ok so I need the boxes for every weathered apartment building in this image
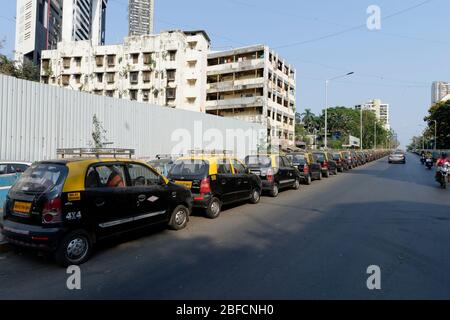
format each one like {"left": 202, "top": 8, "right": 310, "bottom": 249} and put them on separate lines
{"left": 40, "top": 30, "right": 210, "bottom": 112}
{"left": 206, "top": 45, "right": 296, "bottom": 147}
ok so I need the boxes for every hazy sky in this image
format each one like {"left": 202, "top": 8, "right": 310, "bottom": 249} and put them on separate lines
{"left": 1, "top": 0, "right": 449, "bottom": 146}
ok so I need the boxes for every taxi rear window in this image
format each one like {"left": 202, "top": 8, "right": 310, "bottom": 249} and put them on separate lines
{"left": 11, "top": 163, "right": 67, "bottom": 194}
{"left": 313, "top": 153, "right": 326, "bottom": 162}
{"left": 244, "top": 156, "right": 272, "bottom": 168}
{"left": 287, "top": 154, "right": 306, "bottom": 165}
{"left": 332, "top": 153, "right": 341, "bottom": 160}
{"left": 169, "top": 160, "right": 209, "bottom": 177}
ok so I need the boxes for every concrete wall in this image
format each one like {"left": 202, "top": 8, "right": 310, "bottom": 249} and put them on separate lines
{"left": 0, "top": 74, "right": 265, "bottom": 162}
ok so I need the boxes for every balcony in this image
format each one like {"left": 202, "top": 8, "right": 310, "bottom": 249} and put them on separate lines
{"left": 207, "top": 78, "right": 265, "bottom": 93}
{"left": 206, "top": 96, "right": 264, "bottom": 110}
{"left": 207, "top": 59, "right": 265, "bottom": 76}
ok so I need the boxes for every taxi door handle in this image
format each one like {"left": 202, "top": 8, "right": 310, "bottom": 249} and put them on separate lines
{"left": 95, "top": 199, "right": 105, "bottom": 207}
{"left": 221, "top": 180, "right": 227, "bottom": 185}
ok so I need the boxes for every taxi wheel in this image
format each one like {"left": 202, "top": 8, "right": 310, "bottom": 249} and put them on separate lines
{"left": 249, "top": 188, "right": 261, "bottom": 204}
{"left": 269, "top": 184, "right": 279, "bottom": 197}
{"left": 323, "top": 171, "right": 329, "bottom": 178}
{"left": 305, "top": 175, "right": 312, "bottom": 185}
{"left": 292, "top": 178, "right": 300, "bottom": 190}
{"left": 55, "top": 229, "right": 93, "bottom": 267}
{"left": 168, "top": 205, "right": 189, "bottom": 230}
{"left": 206, "top": 198, "right": 221, "bottom": 219}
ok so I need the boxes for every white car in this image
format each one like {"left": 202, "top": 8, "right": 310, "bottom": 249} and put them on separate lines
{"left": 0, "top": 161, "right": 32, "bottom": 175}
{"left": 388, "top": 153, "right": 406, "bottom": 164}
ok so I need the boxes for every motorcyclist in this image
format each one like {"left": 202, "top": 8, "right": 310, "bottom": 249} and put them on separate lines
{"left": 436, "top": 153, "right": 449, "bottom": 167}
{"left": 421, "top": 151, "right": 427, "bottom": 164}
{"left": 435, "top": 152, "right": 449, "bottom": 180}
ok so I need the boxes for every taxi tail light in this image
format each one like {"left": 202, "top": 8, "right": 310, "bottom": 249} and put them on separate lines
{"left": 42, "top": 197, "right": 62, "bottom": 224}
{"left": 267, "top": 169, "right": 274, "bottom": 183}
{"left": 199, "top": 178, "right": 211, "bottom": 194}
{"left": 303, "top": 164, "right": 309, "bottom": 174}
{"left": 323, "top": 161, "right": 329, "bottom": 169}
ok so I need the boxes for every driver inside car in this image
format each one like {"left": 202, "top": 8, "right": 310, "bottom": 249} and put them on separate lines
{"left": 107, "top": 168, "right": 125, "bottom": 188}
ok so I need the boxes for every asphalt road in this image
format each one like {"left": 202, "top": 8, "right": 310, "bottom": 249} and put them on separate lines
{"left": 1, "top": 154, "right": 450, "bottom": 299}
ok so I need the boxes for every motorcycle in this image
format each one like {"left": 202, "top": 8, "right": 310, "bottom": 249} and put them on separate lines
{"left": 425, "top": 158, "right": 433, "bottom": 170}
{"left": 421, "top": 155, "right": 426, "bottom": 165}
{"left": 436, "top": 162, "right": 449, "bottom": 189}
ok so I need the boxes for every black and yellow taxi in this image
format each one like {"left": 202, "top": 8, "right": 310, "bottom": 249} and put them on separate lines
{"left": 244, "top": 154, "right": 301, "bottom": 197}
{"left": 1, "top": 153, "right": 193, "bottom": 266}
{"left": 167, "top": 152, "right": 262, "bottom": 219}
{"left": 286, "top": 152, "right": 322, "bottom": 184}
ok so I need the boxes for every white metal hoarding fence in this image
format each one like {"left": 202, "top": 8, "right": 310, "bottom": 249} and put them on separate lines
{"left": 0, "top": 75, "right": 265, "bottom": 162}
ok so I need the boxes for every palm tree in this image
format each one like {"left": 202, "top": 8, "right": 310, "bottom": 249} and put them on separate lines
{"left": 301, "top": 109, "right": 318, "bottom": 134}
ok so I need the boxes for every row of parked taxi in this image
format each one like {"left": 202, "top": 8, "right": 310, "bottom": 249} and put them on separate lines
{"left": 0, "top": 148, "right": 389, "bottom": 266}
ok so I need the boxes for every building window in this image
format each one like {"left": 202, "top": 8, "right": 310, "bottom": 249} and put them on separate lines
{"left": 131, "top": 53, "right": 139, "bottom": 64}
{"left": 74, "top": 57, "right": 82, "bottom": 67}
{"left": 62, "top": 75, "right": 70, "bottom": 86}
{"left": 187, "top": 97, "right": 196, "bottom": 104}
{"left": 93, "top": 90, "right": 102, "bottom": 95}
{"left": 95, "top": 55, "right": 104, "bottom": 67}
{"left": 129, "top": 89, "right": 137, "bottom": 101}
{"left": 188, "top": 41, "right": 197, "bottom": 50}
{"left": 63, "top": 57, "right": 71, "bottom": 69}
{"left": 41, "top": 59, "right": 50, "bottom": 70}
{"left": 74, "top": 74, "right": 81, "bottom": 84}
{"left": 143, "top": 53, "right": 153, "bottom": 65}
{"left": 166, "top": 88, "right": 176, "bottom": 100}
{"left": 142, "top": 89, "right": 150, "bottom": 101}
{"left": 106, "top": 73, "right": 115, "bottom": 83}
{"left": 41, "top": 76, "right": 49, "bottom": 84}
{"left": 187, "top": 60, "right": 197, "bottom": 68}
{"left": 168, "top": 50, "right": 177, "bottom": 61}
{"left": 130, "top": 72, "right": 139, "bottom": 84}
{"left": 166, "top": 69, "right": 176, "bottom": 81}
{"left": 105, "top": 90, "right": 115, "bottom": 97}
{"left": 97, "top": 73, "right": 104, "bottom": 83}
{"left": 187, "top": 79, "right": 197, "bottom": 87}
{"left": 143, "top": 71, "right": 151, "bottom": 82}
{"left": 107, "top": 55, "right": 116, "bottom": 67}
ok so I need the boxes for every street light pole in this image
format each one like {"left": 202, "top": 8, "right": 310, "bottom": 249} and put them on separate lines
{"left": 325, "top": 80, "right": 328, "bottom": 150}
{"left": 324, "top": 72, "right": 354, "bottom": 150}
{"left": 432, "top": 120, "right": 437, "bottom": 150}
{"left": 374, "top": 122, "right": 377, "bottom": 149}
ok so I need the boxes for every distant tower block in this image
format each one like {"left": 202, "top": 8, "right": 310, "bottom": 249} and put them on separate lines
{"left": 129, "top": 0, "right": 154, "bottom": 36}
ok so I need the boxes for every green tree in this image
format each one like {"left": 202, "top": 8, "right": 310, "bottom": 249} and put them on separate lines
{"left": 0, "top": 39, "right": 40, "bottom": 82}
{"left": 424, "top": 100, "right": 450, "bottom": 149}
{"left": 317, "top": 106, "right": 391, "bottom": 149}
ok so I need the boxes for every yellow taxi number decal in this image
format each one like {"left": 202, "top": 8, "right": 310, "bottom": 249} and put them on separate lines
{"left": 211, "top": 175, "right": 217, "bottom": 181}
{"left": 68, "top": 192, "right": 81, "bottom": 201}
